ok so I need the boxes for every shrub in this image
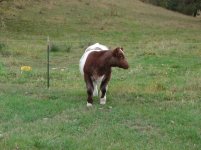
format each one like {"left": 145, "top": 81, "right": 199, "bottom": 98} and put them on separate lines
{"left": 0, "top": 63, "right": 6, "bottom": 76}
{"left": 140, "top": 0, "right": 201, "bottom": 17}
{"left": 0, "top": 43, "right": 11, "bottom": 57}
{"left": 50, "top": 43, "right": 72, "bottom": 53}
{"left": 0, "top": 42, "right": 6, "bottom": 50}
{"left": 50, "top": 44, "right": 60, "bottom": 52}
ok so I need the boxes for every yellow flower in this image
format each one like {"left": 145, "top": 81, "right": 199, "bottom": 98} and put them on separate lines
{"left": 20, "top": 66, "right": 32, "bottom": 73}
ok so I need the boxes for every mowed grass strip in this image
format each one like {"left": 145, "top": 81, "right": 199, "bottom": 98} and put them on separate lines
{"left": 0, "top": 88, "right": 200, "bottom": 149}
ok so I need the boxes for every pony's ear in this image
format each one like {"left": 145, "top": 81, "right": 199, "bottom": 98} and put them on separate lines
{"left": 113, "top": 48, "right": 119, "bottom": 57}
{"left": 121, "top": 47, "right": 124, "bottom": 51}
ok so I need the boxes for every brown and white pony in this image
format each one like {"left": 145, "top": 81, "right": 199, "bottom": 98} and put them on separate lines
{"left": 79, "top": 43, "right": 129, "bottom": 107}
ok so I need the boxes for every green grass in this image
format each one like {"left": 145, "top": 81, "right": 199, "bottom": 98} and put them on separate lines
{"left": 0, "top": 0, "right": 201, "bottom": 149}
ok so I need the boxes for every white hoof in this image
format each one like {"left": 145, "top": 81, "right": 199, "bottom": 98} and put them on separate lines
{"left": 100, "top": 98, "right": 106, "bottom": 105}
{"left": 87, "top": 102, "right": 93, "bottom": 107}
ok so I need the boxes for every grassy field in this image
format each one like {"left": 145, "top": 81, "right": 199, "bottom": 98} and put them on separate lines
{"left": 0, "top": 0, "right": 201, "bottom": 149}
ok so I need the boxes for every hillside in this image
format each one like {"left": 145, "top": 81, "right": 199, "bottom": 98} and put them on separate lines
{"left": 1, "top": 0, "right": 201, "bottom": 41}
{"left": 0, "top": 0, "right": 201, "bottom": 149}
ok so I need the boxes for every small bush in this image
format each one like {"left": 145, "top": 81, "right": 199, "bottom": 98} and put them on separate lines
{"left": 0, "top": 43, "right": 6, "bottom": 50}
{"left": 50, "top": 44, "right": 60, "bottom": 52}
{"left": 50, "top": 43, "right": 72, "bottom": 53}
{"left": 0, "top": 43, "right": 11, "bottom": 57}
{"left": 0, "top": 63, "right": 6, "bottom": 75}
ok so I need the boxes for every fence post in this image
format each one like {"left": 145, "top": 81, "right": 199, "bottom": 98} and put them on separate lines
{"left": 47, "top": 37, "right": 50, "bottom": 88}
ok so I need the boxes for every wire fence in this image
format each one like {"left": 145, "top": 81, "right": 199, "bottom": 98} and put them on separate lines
{"left": 1, "top": 39, "right": 201, "bottom": 44}
{"left": 1, "top": 38, "right": 201, "bottom": 88}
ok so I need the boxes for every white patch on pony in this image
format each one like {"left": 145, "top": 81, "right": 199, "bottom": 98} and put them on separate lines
{"left": 92, "top": 75, "right": 105, "bottom": 96}
{"left": 93, "top": 81, "right": 98, "bottom": 96}
{"left": 85, "top": 43, "right": 109, "bottom": 52}
{"left": 79, "top": 43, "right": 109, "bottom": 75}
{"left": 119, "top": 48, "right": 124, "bottom": 54}
{"left": 87, "top": 102, "right": 93, "bottom": 107}
{"left": 100, "top": 96, "right": 106, "bottom": 105}
{"left": 91, "top": 75, "right": 104, "bottom": 96}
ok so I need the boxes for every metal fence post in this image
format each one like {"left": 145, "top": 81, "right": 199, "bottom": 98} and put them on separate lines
{"left": 47, "top": 37, "right": 50, "bottom": 88}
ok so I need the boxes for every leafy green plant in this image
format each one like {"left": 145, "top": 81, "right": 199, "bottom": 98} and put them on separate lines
{"left": 0, "top": 63, "right": 5, "bottom": 75}
{"left": 50, "top": 43, "right": 60, "bottom": 52}
{"left": 50, "top": 43, "right": 72, "bottom": 53}
{"left": 0, "top": 43, "right": 11, "bottom": 57}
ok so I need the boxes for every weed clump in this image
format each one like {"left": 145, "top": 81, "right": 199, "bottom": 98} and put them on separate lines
{"left": 50, "top": 43, "right": 72, "bottom": 53}
{"left": 50, "top": 44, "right": 59, "bottom": 52}
{"left": 0, "top": 43, "right": 6, "bottom": 50}
{"left": 0, "top": 63, "right": 6, "bottom": 76}
{"left": 0, "top": 43, "right": 11, "bottom": 57}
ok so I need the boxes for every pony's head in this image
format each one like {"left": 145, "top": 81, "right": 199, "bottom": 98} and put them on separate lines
{"left": 111, "top": 47, "right": 129, "bottom": 69}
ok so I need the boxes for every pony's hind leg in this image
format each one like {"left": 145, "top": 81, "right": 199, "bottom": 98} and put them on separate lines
{"left": 100, "top": 72, "right": 111, "bottom": 105}
{"left": 84, "top": 74, "right": 94, "bottom": 107}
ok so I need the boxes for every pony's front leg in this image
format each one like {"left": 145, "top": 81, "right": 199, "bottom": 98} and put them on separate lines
{"left": 100, "top": 73, "right": 111, "bottom": 105}
{"left": 84, "top": 74, "right": 94, "bottom": 107}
